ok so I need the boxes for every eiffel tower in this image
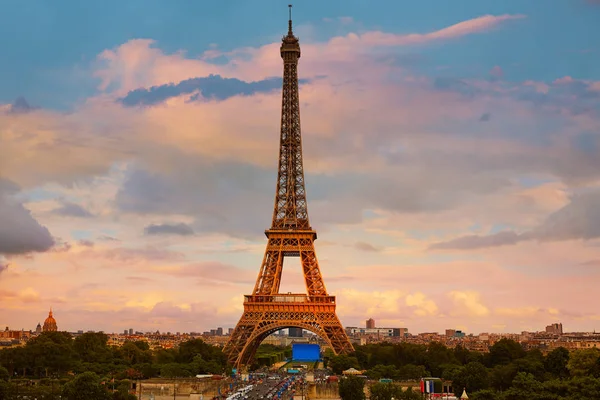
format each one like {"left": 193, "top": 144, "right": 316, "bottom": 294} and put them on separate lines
{"left": 223, "top": 6, "right": 354, "bottom": 369}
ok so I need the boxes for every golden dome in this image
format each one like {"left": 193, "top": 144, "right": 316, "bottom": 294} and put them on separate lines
{"left": 42, "top": 308, "right": 57, "bottom": 332}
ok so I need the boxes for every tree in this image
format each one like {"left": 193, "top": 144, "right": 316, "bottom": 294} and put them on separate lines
{"left": 329, "top": 354, "right": 360, "bottom": 375}
{"left": 338, "top": 376, "right": 366, "bottom": 400}
{"left": 366, "top": 365, "right": 400, "bottom": 381}
{"left": 567, "top": 349, "right": 600, "bottom": 377}
{"left": 514, "top": 349, "right": 545, "bottom": 380}
{"left": 369, "top": 382, "right": 403, "bottom": 400}
{"left": 426, "top": 342, "right": 457, "bottom": 376}
{"left": 119, "top": 341, "right": 152, "bottom": 365}
{"left": 487, "top": 339, "right": 526, "bottom": 367}
{"left": 490, "top": 363, "right": 518, "bottom": 391}
{"left": 454, "top": 345, "right": 482, "bottom": 365}
{"left": 452, "top": 362, "right": 490, "bottom": 394}
{"left": 501, "top": 372, "right": 543, "bottom": 400}
{"left": 398, "top": 387, "right": 421, "bottom": 400}
{"left": 27, "top": 331, "right": 76, "bottom": 376}
{"left": 470, "top": 389, "right": 499, "bottom": 400}
{"left": 133, "top": 341, "right": 150, "bottom": 351}
{"left": 0, "top": 381, "right": 7, "bottom": 399}
{"left": 0, "top": 366, "right": 9, "bottom": 381}
{"left": 160, "top": 363, "right": 191, "bottom": 378}
{"left": 61, "top": 371, "right": 112, "bottom": 400}
{"left": 73, "top": 332, "right": 112, "bottom": 364}
{"left": 397, "top": 364, "right": 428, "bottom": 380}
{"left": 544, "top": 347, "right": 570, "bottom": 379}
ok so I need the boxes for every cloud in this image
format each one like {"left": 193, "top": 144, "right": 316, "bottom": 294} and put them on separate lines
{"left": 7, "top": 97, "right": 35, "bottom": 114}
{"left": 494, "top": 306, "right": 549, "bottom": 318}
{"left": 405, "top": 292, "right": 439, "bottom": 316}
{"left": 98, "top": 235, "right": 120, "bottom": 242}
{"left": 430, "top": 231, "right": 521, "bottom": 250}
{"left": 2, "top": 11, "right": 600, "bottom": 334}
{"left": 329, "top": 14, "right": 525, "bottom": 49}
{"left": 430, "top": 190, "right": 600, "bottom": 250}
{"left": 489, "top": 66, "right": 504, "bottom": 80}
{"left": 448, "top": 291, "right": 490, "bottom": 317}
{"left": 119, "top": 74, "right": 290, "bottom": 106}
{"left": 77, "top": 240, "right": 94, "bottom": 247}
{"left": 19, "top": 287, "right": 41, "bottom": 303}
{"left": 0, "top": 179, "right": 55, "bottom": 255}
{"left": 151, "top": 262, "right": 255, "bottom": 285}
{"left": 479, "top": 112, "right": 491, "bottom": 122}
{"left": 89, "top": 246, "right": 186, "bottom": 264}
{"left": 336, "top": 289, "right": 408, "bottom": 321}
{"left": 115, "top": 161, "right": 273, "bottom": 237}
{"left": 93, "top": 14, "right": 525, "bottom": 96}
{"left": 52, "top": 202, "right": 95, "bottom": 218}
{"left": 0, "top": 287, "right": 42, "bottom": 304}
{"left": 126, "top": 276, "right": 155, "bottom": 284}
{"left": 532, "top": 190, "right": 600, "bottom": 241}
{"left": 353, "top": 241, "right": 381, "bottom": 252}
{"left": 144, "top": 222, "right": 195, "bottom": 236}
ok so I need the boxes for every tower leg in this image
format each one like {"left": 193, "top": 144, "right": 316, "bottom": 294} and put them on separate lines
{"left": 224, "top": 308, "right": 353, "bottom": 370}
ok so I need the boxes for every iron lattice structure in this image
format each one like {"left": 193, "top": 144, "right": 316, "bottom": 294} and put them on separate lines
{"left": 223, "top": 12, "right": 354, "bottom": 370}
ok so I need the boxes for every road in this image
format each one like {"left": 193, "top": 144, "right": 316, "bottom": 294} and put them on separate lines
{"left": 227, "top": 373, "right": 304, "bottom": 400}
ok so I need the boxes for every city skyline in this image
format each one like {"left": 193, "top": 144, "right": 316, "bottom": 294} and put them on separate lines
{"left": 1, "top": 0, "right": 600, "bottom": 335}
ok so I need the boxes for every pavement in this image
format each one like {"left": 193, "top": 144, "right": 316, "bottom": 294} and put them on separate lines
{"left": 227, "top": 372, "right": 305, "bottom": 400}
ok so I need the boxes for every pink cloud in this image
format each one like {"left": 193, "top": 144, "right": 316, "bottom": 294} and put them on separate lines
{"left": 326, "top": 14, "right": 525, "bottom": 49}
{"left": 490, "top": 65, "right": 504, "bottom": 78}
{"left": 3, "top": 10, "right": 600, "bottom": 336}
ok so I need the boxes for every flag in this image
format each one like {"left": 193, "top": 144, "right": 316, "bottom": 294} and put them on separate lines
{"left": 420, "top": 379, "right": 425, "bottom": 393}
{"left": 425, "top": 380, "right": 432, "bottom": 393}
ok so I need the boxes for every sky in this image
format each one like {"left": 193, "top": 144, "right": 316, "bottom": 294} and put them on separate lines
{"left": 1, "top": 0, "right": 600, "bottom": 336}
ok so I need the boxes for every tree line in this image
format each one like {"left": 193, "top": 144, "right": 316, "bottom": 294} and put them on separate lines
{"left": 0, "top": 331, "right": 228, "bottom": 399}
{"left": 2, "top": 332, "right": 600, "bottom": 399}
{"left": 329, "top": 339, "right": 600, "bottom": 399}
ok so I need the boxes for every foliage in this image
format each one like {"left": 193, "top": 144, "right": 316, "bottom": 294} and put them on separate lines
{"left": 0, "top": 365, "right": 9, "bottom": 381}
{"left": 2, "top": 334, "right": 600, "bottom": 399}
{"left": 61, "top": 371, "right": 112, "bottom": 400}
{"left": 250, "top": 344, "right": 290, "bottom": 370}
{"left": 0, "top": 332, "right": 228, "bottom": 398}
{"left": 567, "top": 348, "right": 600, "bottom": 377}
{"left": 338, "top": 376, "right": 366, "bottom": 400}
{"left": 545, "top": 347, "right": 570, "bottom": 379}
{"left": 348, "top": 342, "right": 600, "bottom": 398}
{"left": 369, "top": 382, "right": 421, "bottom": 400}
{"left": 329, "top": 354, "right": 361, "bottom": 374}
{"left": 370, "top": 382, "right": 403, "bottom": 400}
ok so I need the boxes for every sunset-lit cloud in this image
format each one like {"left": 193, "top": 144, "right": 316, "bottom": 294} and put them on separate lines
{"left": 0, "top": 2, "right": 599, "bottom": 335}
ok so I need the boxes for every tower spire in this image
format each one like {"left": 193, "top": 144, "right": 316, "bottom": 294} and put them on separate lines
{"left": 288, "top": 4, "right": 293, "bottom": 35}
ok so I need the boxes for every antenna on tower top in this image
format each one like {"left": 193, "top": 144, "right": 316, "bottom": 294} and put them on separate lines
{"left": 288, "top": 4, "right": 293, "bottom": 34}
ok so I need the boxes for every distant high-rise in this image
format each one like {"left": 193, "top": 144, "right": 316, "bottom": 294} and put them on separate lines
{"left": 129, "top": 328, "right": 133, "bottom": 335}
{"left": 445, "top": 329, "right": 456, "bottom": 337}
{"left": 289, "top": 327, "right": 303, "bottom": 337}
{"left": 217, "top": 327, "right": 223, "bottom": 336}
{"left": 366, "top": 318, "right": 375, "bottom": 329}
{"left": 545, "top": 323, "right": 563, "bottom": 335}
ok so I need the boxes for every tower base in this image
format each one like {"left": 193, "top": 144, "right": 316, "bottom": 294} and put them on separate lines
{"left": 224, "top": 294, "right": 354, "bottom": 369}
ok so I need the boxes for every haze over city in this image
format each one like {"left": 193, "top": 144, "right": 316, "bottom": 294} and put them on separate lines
{"left": 1, "top": 0, "right": 600, "bottom": 336}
